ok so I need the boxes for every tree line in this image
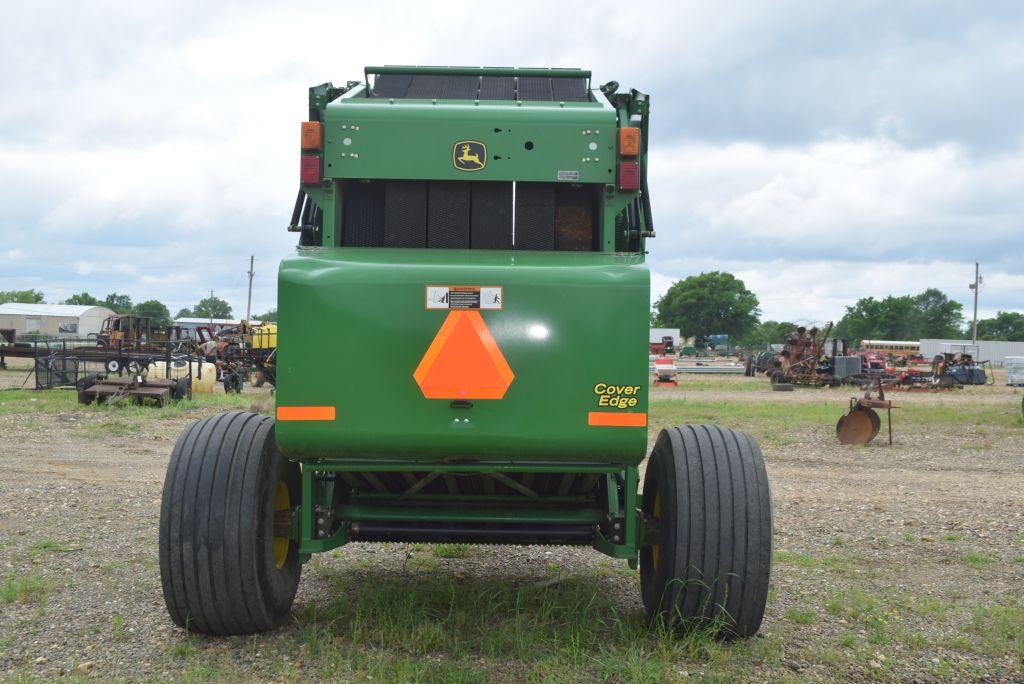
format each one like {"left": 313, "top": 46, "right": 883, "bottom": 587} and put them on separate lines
{"left": 0, "top": 289, "right": 278, "bottom": 326}
{"left": 650, "top": 273, "right": 1024, "bottom": 346}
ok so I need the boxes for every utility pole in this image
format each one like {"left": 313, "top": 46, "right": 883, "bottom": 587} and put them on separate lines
{"left": 245, "top": 255, "right": 254, "bottom": 322}
{"left": 209, "top": 289, "right": 214, "bottom": 325}
{"left": 968, "top": 262, "right": 981, "bottom": 344}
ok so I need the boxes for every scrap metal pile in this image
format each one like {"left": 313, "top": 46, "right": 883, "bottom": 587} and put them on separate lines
{"left": 0, "top": 313, "right": 277, "bottom": 398}
{"left": 894, "top": 352, "right": 989, "bottom": 390}
{"left": 768, "top": 323, "right": 842, "bottom": 387}
{"left": 194, "top": 321, "right": 277, "bottom": 392}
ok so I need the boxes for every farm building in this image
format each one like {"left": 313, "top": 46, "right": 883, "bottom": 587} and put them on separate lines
{"left": 0, "top": 303, "right": 116, "bottom": 338}
{"left": 919, "top": 339, "right": 1024, "bottom": 367}
{"left": 173, "top": 317, "right": 263, "bottom": 338}
{"left": 649, "top": 327, "right": 682, "bottom": 345}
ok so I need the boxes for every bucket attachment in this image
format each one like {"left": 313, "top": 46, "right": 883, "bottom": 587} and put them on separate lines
{"left": 835, "top": 405, "right": 880, "bottom": 445}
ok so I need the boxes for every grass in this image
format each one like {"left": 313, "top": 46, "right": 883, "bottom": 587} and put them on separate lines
{"left": 962, "top": 552, "right": 994, "bottom": 569}
{"left": 0, "top": 387, "right": 254, "bottom": 418}
{"left": 0, "top": 387, "right": 259, "bottom": 441}
{"left": 774, "top": 549, "right": 855, "bottom": 574}
{"left": 649, "top": 382, "right": 1024, "bottom": 443}
{"left": 968, "top": 601, "right": 1024, "bottom": 665}
{"left": 431, "top": 543, "right": 472, "bottom": 559}
{"left": 287, "top": 567, "right": 733, "bottom": 682}
{"left": 651, "top": 398, "right": 837, "bottom": 445}
{"left": 26, "top": 539, "right": 71, "bottom": 557}
{"left": 0, "top": 572, "right": 54, "bottom": 605}
{"left": 785, "top": 607, "right": 817, "bottom": 624}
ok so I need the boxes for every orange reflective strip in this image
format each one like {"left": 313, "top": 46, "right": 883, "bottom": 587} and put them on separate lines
{"left": 588, "top": 411, "right": 647, "bottom": 427}
{"left": 277, "top": 406, "right": 335, "bottom": 421}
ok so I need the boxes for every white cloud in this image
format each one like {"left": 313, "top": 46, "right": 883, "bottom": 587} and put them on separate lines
{"left": 0, "top": 1, "right": 1021, "bottom": 322}
{"left": 651, "top": 258, "right": 1017, "bottom": 325}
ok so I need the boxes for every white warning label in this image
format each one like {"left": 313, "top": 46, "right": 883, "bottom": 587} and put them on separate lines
{"left": 426, "top": 286, "right": 503, "bottom": 310}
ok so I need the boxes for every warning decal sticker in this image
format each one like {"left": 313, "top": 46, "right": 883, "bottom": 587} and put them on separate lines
{"left": 426, "top": 286, "right": 503, "bottom": 310}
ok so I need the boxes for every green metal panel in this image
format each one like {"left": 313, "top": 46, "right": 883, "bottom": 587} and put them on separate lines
{"left": 321, "top": 91, "right": 618, "bottom": 184}
{"left": 276, "top": 248, "right": 649, "bottom": 465}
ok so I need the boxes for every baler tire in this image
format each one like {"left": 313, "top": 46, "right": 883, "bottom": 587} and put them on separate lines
{"left": 640, "top": 425, "right": 772, "bottom": 638}
{"left": 159, "top": 411, "right": 301, "bottom": 635}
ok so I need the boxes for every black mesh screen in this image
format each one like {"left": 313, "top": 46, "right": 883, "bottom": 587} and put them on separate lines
{"left": 514, "top": 183, "right": 556, "bottom": 250}
{"left": 441, "top": 76, "right": 481, "bottom": 99}
{"left": 517, "top": 77, "right": 553, "bottom": 102}
{"left": 551, "top": 77, "right": 589, "bottom": 102}
{"left": 341, "top": 181, "right": 384, "bottom": 246}
{"left": 405, "top": 75, "right": 447, "bottom": 99}
{"left": 471, "top": 182, "right": 513, "bottom": 249}
{"left": 384, "top": 181, "right": 428, "bottom": 247}
{"left": 340, "top": 180, "right": 596, "bottom": 251}
{"left": 554, "top": 185, "right": 597, "bottom": 250}
{"left": 479, "top": 76, "right": 515, "bottom": 100}
{"left": 427, "top": 182, "right": 471, "bottom": 248}
{"left": 371, "top": 74, "right": 412, "bottom": 98}
{"left": 370, "top": 73, "right": 589, "bottom": 102}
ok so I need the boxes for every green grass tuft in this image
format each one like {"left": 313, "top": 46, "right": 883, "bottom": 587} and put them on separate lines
{"left": 26, "top": 539, "right": 70, "bottom": 557}
{"left": 961, "top": 552, "right": 994, "bottom": 569}
{"left": 0, "top": 572, "right": 54, "bottom": 604}
{"left": 432, "top": 543, "right": 473, "bottom": 559}
{"left": 968, "top": 601, "right": 1024, "bottom": 665}
{"left": 785, "top": 607, "right": 817, "bottom": 624}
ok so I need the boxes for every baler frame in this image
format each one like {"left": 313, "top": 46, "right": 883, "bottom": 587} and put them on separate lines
{"left": 291, "top": 462, "right": 640, "bottom": 562}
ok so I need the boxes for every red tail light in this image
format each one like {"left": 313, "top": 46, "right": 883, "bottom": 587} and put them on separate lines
{"left": 618, "top": 161, "right": 639, "bottom": 191}
{"left": 300, "top": 156, "right": 322, "bottom": 184}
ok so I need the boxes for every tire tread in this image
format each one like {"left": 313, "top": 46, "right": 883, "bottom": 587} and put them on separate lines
{"left": 159, "top": 411, "right": 300, "bottom": 635}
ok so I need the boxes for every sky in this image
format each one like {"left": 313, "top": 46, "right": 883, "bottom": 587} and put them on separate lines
{"left": 1, "top": 1, "right": 1022, "bottom": 326}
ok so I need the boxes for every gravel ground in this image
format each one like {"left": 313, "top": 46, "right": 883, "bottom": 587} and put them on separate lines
{"left": 1, "top": 369, "right": 1022, "bottom": 681}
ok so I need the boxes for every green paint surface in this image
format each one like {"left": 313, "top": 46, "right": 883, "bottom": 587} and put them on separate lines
{"left": 276, "top": 248, "right": 649, "bottom": 465}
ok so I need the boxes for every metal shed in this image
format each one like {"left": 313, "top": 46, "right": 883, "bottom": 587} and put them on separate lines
{"left": 0, "top": 303, "right": 116, "bottom": 338}
{"left": 920, "top": 339, "right": 1024, "bottom": 367}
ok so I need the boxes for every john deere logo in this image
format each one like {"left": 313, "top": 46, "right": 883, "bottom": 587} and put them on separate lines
{"left": 453, "top": 141, "right": 486, "bottom": 171}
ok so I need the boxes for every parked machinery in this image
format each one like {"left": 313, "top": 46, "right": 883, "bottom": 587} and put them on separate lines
{"left": 158, "top": 66, "right": 773, "bottom": 638}
{"left": 652, "top": 357, "right": 678, "bottom": 386}
{"left": 896, "top": 352, "right": 988, "bottom": 390}
{"left": 769, "top": 323, "right": 843, "bottom": 387}
{"left": 649, "top": 335, "right": 675, "bottom": 356}
{"left": 836, "top": 378, "right": 897, "bottom": 445}
{"left": 194, "top": 321, "right": 278, "bottom": 392}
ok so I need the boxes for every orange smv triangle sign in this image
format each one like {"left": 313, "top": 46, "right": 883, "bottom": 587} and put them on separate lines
{"left": 413, "top": 311, "right": 514, "bottom": 400}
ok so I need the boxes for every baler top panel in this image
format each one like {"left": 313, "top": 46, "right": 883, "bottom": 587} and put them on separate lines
{"left": 320, "top": 67, "right": 616, "bottom": 185}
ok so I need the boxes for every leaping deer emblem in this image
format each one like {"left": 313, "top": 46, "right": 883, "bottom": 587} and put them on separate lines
{"left": 453, "top": 141, "right": 486, "bottom": 170}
